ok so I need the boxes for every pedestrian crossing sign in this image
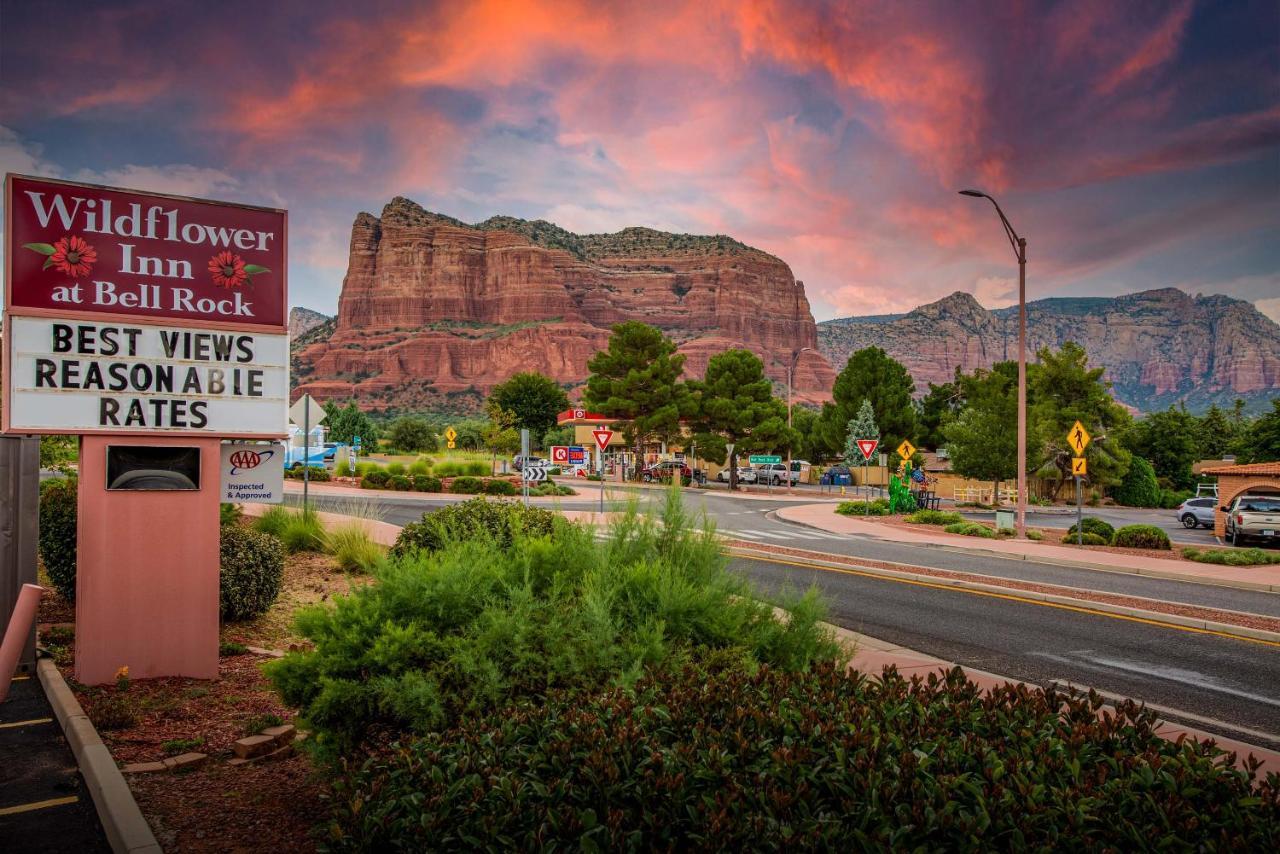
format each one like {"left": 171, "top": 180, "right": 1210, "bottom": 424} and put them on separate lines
{"left": 896, "top": 440, "right": 916, "bottom": 460}
{"left": 1072, "top": 456, "right": 1087, "bottom": 476}
{"left": 445, "top": 426, "right": 458, "bottom": 442}
{"left": 1067, "top": 421, "right": 1090, "bottom": 454}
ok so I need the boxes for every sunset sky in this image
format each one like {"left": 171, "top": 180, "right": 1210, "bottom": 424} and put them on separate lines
{"left": 2, "top": 0, "right": 1277, "bottom": 321}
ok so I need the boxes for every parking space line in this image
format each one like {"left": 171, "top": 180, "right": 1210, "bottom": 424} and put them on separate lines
{"left": 0, "top": 717, "right": 53, "bottom": 729}
{"left": 0, "top": 796, "right": 80, "bottom": 817}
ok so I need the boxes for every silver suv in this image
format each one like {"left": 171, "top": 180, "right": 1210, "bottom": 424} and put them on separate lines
{"left": 754, "top": 463, "right": 798, "bottom": 486}
{"left": 1176, "top": 497, "right": 1216, "bottom": 529}
{"left": 1224, "top": 494, "right": 1280, "bottom": 546}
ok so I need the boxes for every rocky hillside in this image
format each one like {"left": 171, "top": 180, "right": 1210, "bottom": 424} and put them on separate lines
{"left": 818, "top": 289, "right": 1280, "bottom": 412}
{"left": 288, "top": 307, "right": 330, "bottom": 340}
{"left": 293, "top": 197, "right": 835, "bottom": 410}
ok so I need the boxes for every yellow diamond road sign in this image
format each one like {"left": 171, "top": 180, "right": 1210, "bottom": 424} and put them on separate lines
{"left": 445, "top": 426, "right": 458, "bottom": 442}
{"left": 1067, "top": 421, "right": 1091, "bottom": 455}
{"left": 896, "top": 440, "right": 916, "bottom": 460}
{"left": 447, "top": 440, "right": 456, "bottom": 449}
{"left": 1072, "top": 457, "right": 1087, "bottom": 476}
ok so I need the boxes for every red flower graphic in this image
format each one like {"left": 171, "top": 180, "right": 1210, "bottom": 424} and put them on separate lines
{"left": 48, "top": 235, "right": 98, "bottom": 277}
{"left": 208, "top": 251, "right": 248, "bottom": 288}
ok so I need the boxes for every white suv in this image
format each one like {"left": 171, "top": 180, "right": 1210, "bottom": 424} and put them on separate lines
{"left": 754, "top": 463, "right": 799, "bottom": 485}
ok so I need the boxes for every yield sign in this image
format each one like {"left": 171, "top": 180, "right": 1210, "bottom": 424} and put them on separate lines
{"left": 855, "top": 439, "right": 879, "bottom": 461}
{"left": 592, "top": 428, "right": 614, "bottom": 452}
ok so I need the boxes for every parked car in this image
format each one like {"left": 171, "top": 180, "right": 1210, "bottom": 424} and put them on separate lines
{"left": 1224, "top": 493, "right": 1280, "bottom": 546}
{"left": 754, "top": 462, "right": 799, "bottom": 486}
{"left": 642, "top": 460, "right": 692, "bottom": 484}
{"left": 1176, "top": 497, "right": 1216, "bottom": 529}
{"left": 511, "top": 454, "right": 546, "bottom": 472}
{"left": 715, "top": 466, "right": 758, "bottom": 483}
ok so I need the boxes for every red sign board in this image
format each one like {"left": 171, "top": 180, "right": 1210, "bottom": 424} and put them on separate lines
{"left": 5, "top": 175, "right": 286, "bottom": 329}
{"left": 551, "top": 445, "right": 569, "bottom": 463}
{"left": 855, "top": 438, "right": 879, "bottom": 460}
{"left": 592, "top": 428, "right": 614, "bottom": 452}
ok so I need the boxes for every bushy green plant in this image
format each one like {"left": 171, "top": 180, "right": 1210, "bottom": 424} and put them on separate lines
{"left": 268, "top": 490, "right": 840, "bottom": 758}
{"left": 1160, "top": 488, "right": 1192, "bottom": 509}
{"left": 220, "top": 525, "right": 285, "bottom": 620}
{"left": 943, "top": 521, "right": 995, "bottom": 538}
{"left": 38, "top": 478, "right": 78, "bottom": 599}
{"left": 1182, "top": 547, "right": 1280, "bottom": 566}
{"left": 360, "top": 470, "right": 389, "bottom": 488}
{"left": 220, "top": 640, "right": 248, "bottom": 656}
{"left": 905, "top": 509, "right": 964, "bottom": 525}
{"left": 280, "top": 507, "right": 326, "bottom": 553}
{"left": 324, "top": 523, "right": 385, "bottom": 573}
{"left": 530, "top": 482, "right": 575, "bottom": 497}
{"left": 1067, "top": 516, "right": 1115, "bottom": 541}
{"left": 408, "top": 460, "right": 432, "bottom": 477}
{"left": 327, "top": 664, "right": 1280, "bottom": 851}
{"left": 220, "top": 503, "right": 243, "bottom": 527}
{"left": 1112, "top": 524, "right": 1172, "bottom": 550}
{"left": 389, "top": 498, "right": 557, "bottom": 558}
{"left": 1063, "top": 532, "right": 1109, "bottom": 546}
{"left": 1026, "top": 529, "right": 1044, "bottom": 541}
{"left": 287, "top": 466, "right": 330, "bottom": 481}
{"left": 412, "top": 474, "right": 442, "bottom": 492}
{"left": 252, "top": 504, "right": 292, "bottom": 538}
{"left": 449, "top": 476, "right": 484, "bottom": 494}
{"left": 465, "top": 461, "right": 489, "bottom": 476}
{"left": 354, "top": 461, "right": 383, "bottom": 478}
{"left": 433, "top": 460, "right": 465, "bottom": 477}
{"left": 1113, "top": 457, "right": 1161, "bottom": 507}
{"left": 483, "top": 478, "right": 519, "bottom": 496}
{"left": 835, "top": 498, "right": 890, "bottom": 516}
{"left": 387, "top": 475, "right": 412, "bottom": 491}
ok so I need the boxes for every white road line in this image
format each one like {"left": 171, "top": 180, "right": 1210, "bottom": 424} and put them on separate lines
{"left": 726, "top": 530, "right": 763, "bottom": 539}
{"left": 737, "top": 529, "right": 793, "bottom": 540}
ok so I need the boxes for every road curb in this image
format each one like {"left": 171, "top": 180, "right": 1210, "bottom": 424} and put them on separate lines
{"left": 37, "top": 658, "right": 161, "bottom": 854}
{"left": 775, "top": 511, "right": 1280, "bottom": 594}
{"left": 727, "top": 546, "right": 1280, "bottom": 645}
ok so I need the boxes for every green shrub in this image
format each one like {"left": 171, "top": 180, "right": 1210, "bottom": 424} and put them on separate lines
{"left": 464, "top": 461, "right": 489, "bottom": 476}
{"left": 1160, "top": 488, "right": 1193, "bottom": 509}
{"left": 242, "top": 712, "right": 284, "bottom": 736}
{"left": 280, "top": 508, "right": 325, "bottom": 553}
{"left": 1183, "top": 547, "right": 1280, "bottom": 566}
{"left": 269, "top": 490, "right": 840, "bottom": 758}
{"left": 390, "top": 498, "right": 557, "bottom": 558}
{"left": 328, "top": 664, "right": 1280, "bottom": 851}
{"left": 905, "top": 509, "right": 964, "bottom": 525}
{"left": 483, "top": 478, "right": 519, "bottom": 496}
{"left": 286, "top": 465, "right": 330, "bottom": 481}
{"left": 943, "top": 521, "right": 995, "bottom": 538}
{"left": 253, "top": 504, "right": 292, "bottom": 538}
{"left": 1063, "top": 532, "right": 1109, "bottom": 546}
{"left": 220, "top": 503, "right": 243, "bottom": 527}
{"left": 360, "top": 470, "right": 389, "bottom": 489}
{"left": 38, "top": 478, "right": 78, "bottom": 599}
{"left": 1067, "top": 516, "right": 1115, "bottom": 541}
{"left": 220, "top": 525, "right": 285, "bottom": 620}
{"left": 161, "top": 737, "right": 204, "bottom": 755}
{"left": 449, "top": 476, "right": 484, "bottom": 494}
{"left": 386, "top": 462, "right": 406, "bottom": 477}
{"left": 530, "top": 482, "right": 575, "bottom": 497}
{"left": 1026, "top": 529, "right": 1044, "bottom": 541}
{"left": 1112, "top": 524, "right": 1172, "bottom": 550}
{"left": 387, "top": 475, "right": 412, "bottom": 491}
{"left": 219, "top": 640, "right": 248, "bottom": 656}
{"left": 412, "top": 474, "right": 442, "bottom": 493}
{"left": 354, "top": 461, "right": 383, "bottom": 478}
{"left": 433, "top": 460, "right": 465, "bottom": 477}
{"left": 1113, "top": 457, "right": 1161, "bottom": 507}
{"left": 408, "top": 460, "right": 432, "bottom": 477}
{"left": 835, "top": 498, "right": 890, "bottom": 516}
{"left": 89, "top": 694, "right": 137, "bottom": 730}
{"left": 324, "top": 523, "right": 385, "bottom": 573}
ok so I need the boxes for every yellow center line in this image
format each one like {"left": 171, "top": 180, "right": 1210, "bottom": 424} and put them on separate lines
{"left": 10, "top": 674, "right": 30, "bottom": 681}
{"left": 0, "top": 796, "right": 79, "bottom": 817}
{"left": 733, "top": 551, "right": 1280, "bottom": 649}
{"left": 0, "top": 717, "right": 54, "bottom": 729}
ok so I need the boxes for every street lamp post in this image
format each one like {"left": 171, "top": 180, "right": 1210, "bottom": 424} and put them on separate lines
{"left": 786, "top": 347, "right": 813, "bottom": 495}
{"left": 959, "top": 189, "right": 1028, "bottom": 538}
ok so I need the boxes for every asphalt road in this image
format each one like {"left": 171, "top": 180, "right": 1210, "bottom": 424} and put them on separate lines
{"left": 732, "top": 553, "right": 1280, "bottom": 748}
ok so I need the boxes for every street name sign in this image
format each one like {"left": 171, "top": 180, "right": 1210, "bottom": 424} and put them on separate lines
{"left": 896, "top": 440, "right": 916, "bottom": 460}
{"left": 855, "top": 439, "right": 879, "bottom": 460}
{"left": 749, "top": 454, "right": 781, "bottom": 464}
{"left": 1067, "top": 421, "right": 1091, "bottom": 455}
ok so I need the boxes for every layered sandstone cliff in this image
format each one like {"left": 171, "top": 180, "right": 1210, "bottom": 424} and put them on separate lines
{"left": 818, "top": 289, "right": 1280, "bottom": 412}
{"left": 294, "top": 198, "right": 835, "bottom": 408}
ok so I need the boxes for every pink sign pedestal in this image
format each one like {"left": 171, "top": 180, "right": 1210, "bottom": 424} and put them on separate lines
{"left": 75, "top": 435, "right": 221, "bottom": 685}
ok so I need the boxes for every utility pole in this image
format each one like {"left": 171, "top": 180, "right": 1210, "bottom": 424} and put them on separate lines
{"left": 785, "top": 347, "right": 812, "bottom": 495}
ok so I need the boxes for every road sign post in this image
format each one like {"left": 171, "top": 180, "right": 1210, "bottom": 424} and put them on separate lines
{"left": 1066, "top": 425, "right": 1091, "bottom": 546}
{"left": 445, "top": 426, "right": 458, "bottom": 450}
{"left": 592, "top": 428, "right": 613, "bottom": 515}
{"left": 289, "top": 394, "right": 326, "bottom": 512}
{"left": 520, "top": 429, "right": 531, "bottom": 507}
{"left": 855, "top": 439, "right": 879, "bottom": 514}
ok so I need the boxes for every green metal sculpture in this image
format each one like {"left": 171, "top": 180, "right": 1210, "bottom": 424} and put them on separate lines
{"left": 888, "top": 471, "right": 917, "bottom": 514}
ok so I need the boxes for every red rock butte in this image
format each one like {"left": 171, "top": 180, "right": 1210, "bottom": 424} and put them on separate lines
{"left": 294, "top": 197, "right": 835, "bottom": 409}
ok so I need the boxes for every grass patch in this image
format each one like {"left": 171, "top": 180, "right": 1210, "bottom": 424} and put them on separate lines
{"left": 161, "top": 737, "right": 205, "bottom": 755}
{"left": 219, "top": 640, "right": 248, "bottom": 656}
{"left": 905, "top": 509, "right": 964, "bottom": 525}
{"left": 243, "top": 713, "right": 285, "bottom": 736}
{"left": 323, "top": 523, "right": 386, "bottom": 573}
{"left": 836, "top": 498, "right": 890, "bottom": 516}
{"left": 1182, "top": 547, "right": 1280, "bottom": 566}
{"left": 1026, "top": 529, "right": 1044, "bottom": 541}
{"left": 252, "top": 505, "right": 293, "bottom": 538}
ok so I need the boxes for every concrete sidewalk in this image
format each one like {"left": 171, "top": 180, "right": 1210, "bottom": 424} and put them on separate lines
{"left": 777, "top": 503, "right": 1280, "bottom": 592}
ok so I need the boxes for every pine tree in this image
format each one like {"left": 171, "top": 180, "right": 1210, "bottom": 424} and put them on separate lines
{"left": 844, "top": 399, "right": 880, "bottom": 467}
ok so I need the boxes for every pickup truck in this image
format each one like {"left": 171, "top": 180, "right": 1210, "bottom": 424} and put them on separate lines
{"left": 754, "top": 462, "right": 800, "bottom": 486}
{"left": 1224, "top": 493, "right": 1280, "bottom": 546}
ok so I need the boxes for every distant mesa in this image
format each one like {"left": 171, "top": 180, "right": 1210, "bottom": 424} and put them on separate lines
{"left": 292, "top": 196, "right": 835, "bottom": 411}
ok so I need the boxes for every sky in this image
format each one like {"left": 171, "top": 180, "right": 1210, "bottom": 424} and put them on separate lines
{"left": 1, "top": 0, "right": 1277, "bottom": 322}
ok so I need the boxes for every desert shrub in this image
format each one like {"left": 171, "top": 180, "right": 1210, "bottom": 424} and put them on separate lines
{"left": 89, "top": 694, "right": 137, "bottom": 730}
{"left": 1067, "top": 517, "right": 1115, "bottom": 541}
{"left": 220, "top": 640, "right": 248, "bottom": 656}
{"left": 943, "top": 521, "right": 995, "bottom": 538}
{"left": 269, "top": 490, "right": 840, "bottom": 758}
{"left": 361, "top": 470, "right": 389, "bottom": 489}
{"left": 252, "top": 504, "right": 292, "bottom": 538}
{"left": 835, "top": 498, "right": 890, "bottom": 516}
{"left": 327, "top": 664, "right": 1280, "bottom": 851}
{"left": 408, "top": 459, "right": 432, "bottom": 477}
{"left": 1182, "top": 547, "right": 1280, "bottom": 566}
{"left": 286, "top": 466, "right": 330, "bottom": 481}
{"left": 530, "top": 482, "right": 575, "bottom": 497}
{"left": 906, "top": 509, "right": 964, "bottom": 525}
{"left": 390, "top": 498, "right": 557, "bottom": 558}
{"left": 387, "top": 475, "right": 412, "bottom": 491}
{"left": 433, "top": 460, "right": 464, "bottom": 477}
{"left": 483, "top": 478, "right": 519, "bottom": 496}
{"left": 1063, "top": 532, "right": 1109, "bottom": 546}
{"left": 220, "top": 503, "right": 243, "bottom": 527}
{"left": 220, "top": 525, "right": 285, "bottom": 620}
{"left": 324, "top": 523, "right": 385, "bottom": 573}
{"left": 383, "top": 461, "right": 405, "bottom": 476}
{"left": 1112, "top": 524, "right": 1172, "bottom": 550}
{"left": 464, "top": 461, "right": 489, "bottom": 476}
{"left": 412, "top": 474, "right": 442, "bottom": 493}
{"left": 1026, "top": 529, "right": 1044, "bottom": 541}
{"left": 354, "top": 462, "right": 383, "bottom": 478}
{"left": 279, "top": 508, "right": 326, "bottom": 553}
{"left": 449, "top": 476, "right": 484, "bottom": 494}
{"left": 38, "top": 478, "right": 78, "bottom": 599}
{"left": 1113, "top": 457, "right": 1161, "bottom": 507}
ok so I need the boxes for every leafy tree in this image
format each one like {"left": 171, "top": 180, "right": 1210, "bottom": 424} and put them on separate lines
{"left": 790, "top": 406, "right": 825, "bottom": 462}
{"left": 943, "top": 363, "right": 1018, "bottom": 497}
{"left": 1028, "top": 342, "right": 1131, "bottom": 499}
{"left": 584, "top": 322, "right": 691, "bottom": 461}
{"left": 39, "top": 435, "right": 77, "bottom": 473}
{"left": 323, "top": 401, "right": 379, "bottom": 446}
{"left": 388, "top": 416, "right": 437, "bottom": 453}
{"left": 918, "top": 380, "right": 961, "bottom": 450}
{"left": 489, "top": 372, "right": 570, "bottom": 440}
{"left": 1239, "top": 398, "right": 1280, "bottom": 463}
{"left": 1112, "top": 456, "right": 1161, "bottom": 507}
{"left": 541, "top": 425, "right": 576, "bottom": 450}
{"left": 819, "top": 347, "right": 916, "bottom": 459}
{"left": 453, "top": 419, "right": 487, "bottom": 450}
{"left": 1195, "top": 405, "right": 1235, "bottom": 461}
{"left": 482, "top": 402, "right": 521, "bottom": 459}
{"left": 688, "top": 349, "right": 794, "bottom": 488}
{"left": 1126, "top": 406, "right": 1199, "bottom": 490}
{"left": 843, "top": 400, "right": 880, "bottom": 468}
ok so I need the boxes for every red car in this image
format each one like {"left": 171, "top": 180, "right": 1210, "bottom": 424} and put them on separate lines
{"left": 642, "top": 460, "right": 692, "bottom": 484}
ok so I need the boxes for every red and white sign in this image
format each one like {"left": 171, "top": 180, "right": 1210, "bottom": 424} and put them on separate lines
{"left": 550, "top": 445, "right": 569, "bottom": 463}
{"left": 5, "top": 175, "right": 286, "bottom": 329}
{"left": 855, "top": 438, "right": 879, "bottom": 460}
{"left": 592, "top": 428, "right": 614, "bottom": 452}
{"left": 573, "top": 408, "right": 586, "bottom": 419}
